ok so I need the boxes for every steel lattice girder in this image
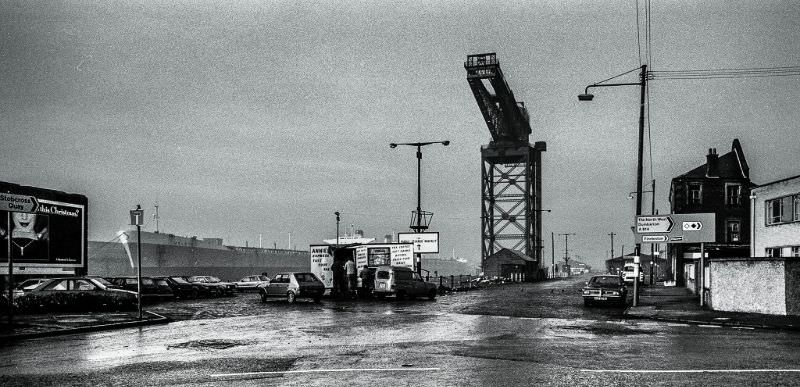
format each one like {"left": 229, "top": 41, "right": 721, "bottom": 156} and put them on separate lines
{"left": 481, "top": 144, "right": 543, "bottom": 268}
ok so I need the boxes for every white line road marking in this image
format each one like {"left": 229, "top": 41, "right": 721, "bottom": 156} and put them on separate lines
{"left": 582, "top": 369, "right": 800, "bottom": 374}
{"left": 211, "top": 367, "right": 441, "bottom": 378}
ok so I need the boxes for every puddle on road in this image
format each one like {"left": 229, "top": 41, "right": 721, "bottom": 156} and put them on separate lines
{"left": 167, "top": 339, "right": 250, "bottom": 350}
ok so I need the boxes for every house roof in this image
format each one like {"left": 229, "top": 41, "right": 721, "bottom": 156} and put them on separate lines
{"left": 753, "top": 173, "right": 800, "bottom": 189}
{"left": 674, "top": 138, "right": 749, "bottom": 180}
{"left": 487, "top": 248, "right": 536, "bottom": 263}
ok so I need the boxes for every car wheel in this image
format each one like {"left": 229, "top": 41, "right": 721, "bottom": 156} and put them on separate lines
{"left": 376, "top": 293, "right": 386, "bottom": 300}
{"left": 583, "top": 298, "right": 592, "bottom": 307}
{"left": 396, "top": 291, "right": 407, "bottom": 301}
{"left": 313, "top": 296, "right": 322, "bottom": 303}
{"left": 260, "top": 290, "right": 268, "bottom": 303}
{"left": 427, "top": 289, "right": 437, "bottom": 300}
{"left": 190, "top": 289, "right": 199, "bottom": 299}
{"left": 287, "top": 292, "right": 296, "bottom": 304}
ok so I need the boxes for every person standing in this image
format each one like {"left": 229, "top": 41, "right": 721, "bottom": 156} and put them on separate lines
{"left": 344, "top": 258, "right": 357, "bottom": 297}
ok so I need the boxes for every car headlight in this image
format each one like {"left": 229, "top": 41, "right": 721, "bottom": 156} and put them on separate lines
{"left": 606, "top": 291, "right": 619, "bottom": 296}
{"left": 582, "top": 290, "right": 590, "bottom": 295}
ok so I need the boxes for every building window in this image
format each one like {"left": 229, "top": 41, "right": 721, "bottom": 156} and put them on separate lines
{"left": 688, "top": 183, "right": 702, "bottom": 204}
{"left": 766, "top": 196, "right": 797, "bottom": 225}
{"left": 792, "top": 246, "right": 800, "bottom": 258}
{"left": 726, "top": 184, "right": 741, "bottom": 205}
{"left": 726, "top": 220, "right": 741, "bottom": 243}
{"left": 766, "top": 247, "right": 783, "bottom": 257}
{"left": 794, "top": 195, "right": 800, "bottom": 222}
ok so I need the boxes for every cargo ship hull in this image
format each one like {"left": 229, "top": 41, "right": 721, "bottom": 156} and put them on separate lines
{"left": 88, "top": 231, "right": 308, "bottom": 281}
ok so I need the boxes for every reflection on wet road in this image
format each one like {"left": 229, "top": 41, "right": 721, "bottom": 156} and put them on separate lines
{"left": 3, "top": 276, "right": 800, "bottom": 386}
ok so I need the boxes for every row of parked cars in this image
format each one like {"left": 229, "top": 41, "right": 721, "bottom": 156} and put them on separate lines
{"left": 7, "top": 274, "right": 272, "bottom": 313}
{"left": 6, "top": 266, "right": 440, "bottom": 312}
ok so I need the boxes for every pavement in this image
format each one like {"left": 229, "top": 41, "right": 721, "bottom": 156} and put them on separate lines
{"left": 4, "top": 281, "right": 800, "bottom": 343}
{"left": 625, "top": 281, "right": 800, "bottom": 331}
{"left": 0, "top": 310, "right": 170, "bottom": 343}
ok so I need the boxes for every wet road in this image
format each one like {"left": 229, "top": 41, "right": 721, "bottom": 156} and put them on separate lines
{"left": 3, "top": 275, "right": 800, "bottom": 386}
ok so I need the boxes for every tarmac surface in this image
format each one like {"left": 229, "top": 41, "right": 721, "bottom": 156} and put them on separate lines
{"left": 3, "top": 279, "right": 800, "bottom": 342}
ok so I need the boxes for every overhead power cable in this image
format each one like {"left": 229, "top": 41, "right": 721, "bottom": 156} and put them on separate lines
{"left": 650, "top": 66, "right": 800, "bottom": 80}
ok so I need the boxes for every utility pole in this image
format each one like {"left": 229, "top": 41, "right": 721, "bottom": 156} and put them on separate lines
{"left": 609, "top": 232, "right": 616, "bottom": 260}
{"left": 153, "top": 203, "right": 159, "bottom": 234}
{"left": 551, "top": 232, "right": 555, "bottom": 278}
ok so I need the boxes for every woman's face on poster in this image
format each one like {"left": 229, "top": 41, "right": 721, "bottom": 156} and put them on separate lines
{"left": 12, "top": 212, "right": 37, "bottom": 232}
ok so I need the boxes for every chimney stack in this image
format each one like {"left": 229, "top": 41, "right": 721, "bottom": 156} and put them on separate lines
{"left": 706, "top": 148, "right": 719, "bottom": 177}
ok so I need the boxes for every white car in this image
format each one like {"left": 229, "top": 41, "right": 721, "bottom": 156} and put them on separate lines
{"left": 234, "top": 275, "right": 270, "bottom": 291}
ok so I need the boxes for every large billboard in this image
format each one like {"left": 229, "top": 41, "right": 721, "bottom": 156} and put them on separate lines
{"left": 1, "top": 182, "right": 88, "bottom": 275}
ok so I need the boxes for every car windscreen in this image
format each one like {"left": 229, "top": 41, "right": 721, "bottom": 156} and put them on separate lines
{"left": 170, "top": 277, "right": 189, "bottom": 284}
{"left": 590, "top": 276, "right": 623, "bottom": 286}
{"left": 294, "top": 273, "right": 318, "bottom": 283}
{"left": 93, "top": 277, "right": 114, "bottom": 287}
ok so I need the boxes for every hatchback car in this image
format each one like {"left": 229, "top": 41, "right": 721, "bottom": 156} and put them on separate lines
{"left": 373, "top": 266, "right": 437, "bottom": 300}
{"left": 15, "top": 277, "right": 138, "bottom": 312}
{"left": 582, "top": 275, "right": 628, "bottom": 306}
{"left": 258, "top": 272, "right": 324, "bottom": 303}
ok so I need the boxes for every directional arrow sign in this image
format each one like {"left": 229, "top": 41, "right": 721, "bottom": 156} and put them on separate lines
{"left": 682, "top": 221, "right": 703, "bottom": 231}
{"left": 634, "top": 213, "right": 715, "bottom": 244}
{"left": 0, "top": 193, "right": 39, "bottom": 213}
{"left": 636, "top": 216, "right": 673, "bottom": 233}
{"left": 642, "top": 235, "right": 668, "bottom": 243}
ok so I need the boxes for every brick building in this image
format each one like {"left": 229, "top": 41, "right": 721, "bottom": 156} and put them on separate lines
{"left": 750, "top": 174, "right": 800, "bottom": 257}
{"left": 668, "top": 139, "right": 753, "bottom": 286}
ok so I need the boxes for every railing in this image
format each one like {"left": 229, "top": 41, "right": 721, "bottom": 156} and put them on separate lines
{"left": 423, "top": 274, "right": 476, "bottom": 292}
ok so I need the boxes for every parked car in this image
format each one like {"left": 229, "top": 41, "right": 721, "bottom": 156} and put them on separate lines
{"left": 14, "top": 277, "right": 138, "bottom": 313}
{"left": 13, "top": 278, "right": 48, "bottom": 298}
{"left": 373, "top": 266, "right": 438, "bottom": 300}
{"left": 156, "top": 276, "right": 202, "bottom": 299}
{"left": 622, "top": 263, "right": 644, "bottom": 284}
{"left": 107, "top": 276, "right": 175, "bottom": 302}
{"left": 582, "top": 275, "right": 628, "bottom": 306}
{"left": 258, "top": 272, "right": 324, "bottom": 303}
{"left": 186, "top": 276, "right": 236, "bottom": 296}
{"left": 234, "top": 275, "right": 270, "bottom": 292}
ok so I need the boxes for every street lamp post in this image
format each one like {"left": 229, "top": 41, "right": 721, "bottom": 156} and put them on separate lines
{"left": 390, "top": 140, "right": 450, "bottom": 276}
{"left": 579, "top": 65, "right": 648, "bottom": 258}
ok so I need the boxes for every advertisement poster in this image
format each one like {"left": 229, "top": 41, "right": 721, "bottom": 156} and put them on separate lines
{"left": 1, "top": 199, "right": 85, "bottom": 267}
{"left": 390, "top": 244, "right": 414, "bottom": 268}
{"left": 367, "top": 247, "right": 391, "bottom": 266}
{"left": 310, "top": 245, "right": 334, "bottom": 288}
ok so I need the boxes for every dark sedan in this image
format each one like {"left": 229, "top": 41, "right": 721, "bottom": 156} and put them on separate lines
{"left": 156, "top": 276, "right": 202, "bottom": 299}
{"left": 15, "top": 277, "right": 138, "bottom": 313}
{"left": 106, "top": 276, "right": 175, "bottom": 302}
{"left": 582, "top": 275, "right": 628, "bottom": 306}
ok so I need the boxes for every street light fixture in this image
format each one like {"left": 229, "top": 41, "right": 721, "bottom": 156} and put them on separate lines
{"left": 389, "top": 140, "right": 450, "bottom": 275}
{"left": 579, "top": 65, "right": 648, "bottom": 258}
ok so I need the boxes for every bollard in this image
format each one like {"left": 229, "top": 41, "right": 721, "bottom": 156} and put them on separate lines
{"left": 439, "top": 276, "right": 443, "bottom": 288}
{"left": 450, "top": 275, "right": 454, "bottom": 289}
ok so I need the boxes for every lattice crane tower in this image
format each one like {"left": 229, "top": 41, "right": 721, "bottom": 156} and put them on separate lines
{"left": 464, "top": 53, "right": 547, "bottom": 271}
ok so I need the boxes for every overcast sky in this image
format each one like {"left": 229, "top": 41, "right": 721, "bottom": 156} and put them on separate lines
{"left": 2, "top": 0, "right": 799, "bottom": 270}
